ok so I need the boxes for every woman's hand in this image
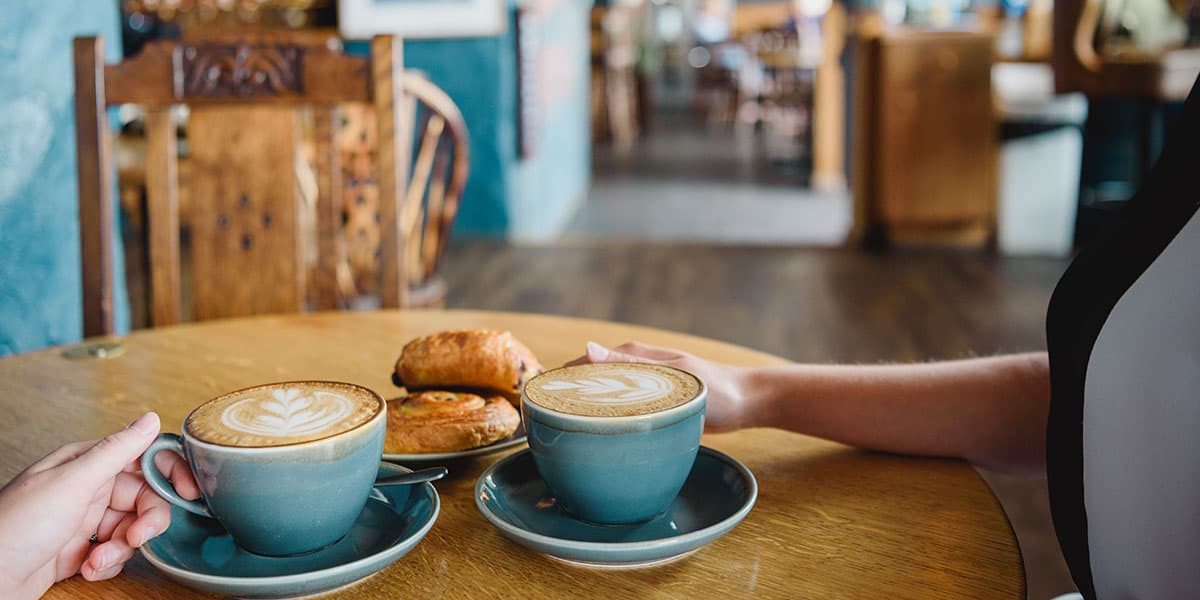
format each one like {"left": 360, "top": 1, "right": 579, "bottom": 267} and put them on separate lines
{"left": 569, "top": 341, "right": 755, "bottom": 432}
{"left": 0, "top": 412, "right": 200, "bottom": 599}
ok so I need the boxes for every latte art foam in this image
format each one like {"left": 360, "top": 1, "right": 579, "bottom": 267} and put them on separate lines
{"left": 222, "top": 388, "right": 355, "bottom": 437}
{"left": 524, "top": 363, "right": 702, "bottom": 417}
{"left": 186, "top": 382, "right": 381, "bottom": 447}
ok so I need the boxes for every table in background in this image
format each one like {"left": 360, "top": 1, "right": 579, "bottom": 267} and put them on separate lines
{"left": 0, "top": 310, "right": 1023, "bottom": 598}
{"left": 851, "top": 29, "right": 998, "bottom": 247}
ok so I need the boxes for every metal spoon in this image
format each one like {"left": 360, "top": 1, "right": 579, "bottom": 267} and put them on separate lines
{"left": 374, "top": 466, "right": 448, "bottom": 487}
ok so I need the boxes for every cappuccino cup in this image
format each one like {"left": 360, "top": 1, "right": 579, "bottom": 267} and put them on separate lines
{"left": 522, "top": 362, "right": 706, "bottom": 524}
{"left": 141, "top": 381, "right": 385, "bottom": 556}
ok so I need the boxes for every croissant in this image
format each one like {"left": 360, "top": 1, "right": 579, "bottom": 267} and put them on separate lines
{"left": 384, "top": 390, "right": 520, "bottom": 453}
{"left": 392, "top": 330, "right": 543, "bottom": 400}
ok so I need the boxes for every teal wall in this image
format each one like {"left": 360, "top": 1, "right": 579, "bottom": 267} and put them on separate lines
{"left": 505, "top": 0, "right": 592, "bottom": 239}
{"left": 373, "top": 0, "right": 592, "bottom": 239}
{"left": 0, "top": 2, "right": 127, "bottom": 356}
{"left": 401, "top": 36, "right": 516, "bottom": 235}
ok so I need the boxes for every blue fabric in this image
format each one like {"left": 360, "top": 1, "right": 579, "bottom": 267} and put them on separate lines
{"left": 0, "top": 2, "right": 127, "bottom": 356}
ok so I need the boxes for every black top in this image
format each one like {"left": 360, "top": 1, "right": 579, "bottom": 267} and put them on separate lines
{"left": 1045, "top": 78, "right": 1200, "bottom": 598}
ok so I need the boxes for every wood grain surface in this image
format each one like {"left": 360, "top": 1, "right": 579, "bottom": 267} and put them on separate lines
{"left": 144, "top": 107, "right": 183, "bottom": 327}
{"left": 853, "top": 30, "right": 997, "bottom": 246}
{"left": 0, "top": 310, "right": 1023, "bottom": 598}
{"left": 187, "top": 106, "right": 305, "bottom": 321}
{"left": 102, "top": 32, "right": 373, "bottom": 107}
{"left": 74, "top": 36, "right": 117, "bottom": 337}
{"left": 372, "top": 35, "right": 410, "bottom": 309}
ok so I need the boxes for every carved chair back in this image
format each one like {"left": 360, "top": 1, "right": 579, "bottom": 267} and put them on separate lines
{"left": 74, "top": 32, "right": 468, "bottom": 336}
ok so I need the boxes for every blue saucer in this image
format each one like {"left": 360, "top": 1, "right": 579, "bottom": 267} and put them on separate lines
{"left": 475, "top": 446, "right": 756, "bottom": 568}
{"left": 140, "top": 463, "right": 439, "bottom": 599}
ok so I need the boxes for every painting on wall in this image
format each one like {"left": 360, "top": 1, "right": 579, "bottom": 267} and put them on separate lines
{"left": 339, "top": 0, "right": 507, "bottom": 39}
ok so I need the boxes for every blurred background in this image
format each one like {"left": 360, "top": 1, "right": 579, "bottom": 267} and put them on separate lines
{"left": 2, "top": 0, "right": 1197, "bottom": 597}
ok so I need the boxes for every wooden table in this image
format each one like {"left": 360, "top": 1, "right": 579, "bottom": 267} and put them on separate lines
{"left": 0, "top": 310, "right": 1024, "bottom": 598}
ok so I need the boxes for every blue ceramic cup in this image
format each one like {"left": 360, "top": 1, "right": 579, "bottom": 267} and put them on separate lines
{"left": 522, "top": 363, "right": 706, "bottom": 524}
{"left": 141, "top": 381, "right": 386, "bottom": 556}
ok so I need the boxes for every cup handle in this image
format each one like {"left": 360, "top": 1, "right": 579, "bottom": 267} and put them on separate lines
{"left": 140, "top": 433, "right": 213, "bottom": 518}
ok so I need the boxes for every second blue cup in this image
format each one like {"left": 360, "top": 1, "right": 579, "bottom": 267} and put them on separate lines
{"left": 522, "top": 363, "right": 707, "bottom": 524}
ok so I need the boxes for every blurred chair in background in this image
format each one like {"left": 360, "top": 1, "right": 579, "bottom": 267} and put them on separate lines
{"left": 74, "top": 31, "right": 468, "bottom": 337}
{"left": 1054, "top": 0, "right": 1200, "bottom": 178}
{"left": 690, "top": 41, "right": 744, "bottom": 125}
{"left": 684, "top": 0, "right": 845, "bottom": 185}
{"left": 592, "top": 3, "right": 642, "bottom": 150}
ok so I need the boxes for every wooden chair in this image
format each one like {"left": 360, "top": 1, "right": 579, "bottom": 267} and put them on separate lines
{"left": 590, "top": 5, "right": 639, "bottom": 149}
{"left": 1053, "top": 0, "right": 1200, "bottom": 177}
{"left": 74, "top": 32, "right": 468, "bottom": 337}
{"left": 1053, "top": 0, "right": 1200, "bottom": 101}
{"left": 332, "top": 77, "right": 469, "bottom": 309}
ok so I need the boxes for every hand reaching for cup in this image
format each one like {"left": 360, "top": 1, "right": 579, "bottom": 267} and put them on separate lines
{"left": 569, "top": 342, "right": 753, "bottom": 432}
{"left": 0, "top": 412, "right": 200, "bottom": 599}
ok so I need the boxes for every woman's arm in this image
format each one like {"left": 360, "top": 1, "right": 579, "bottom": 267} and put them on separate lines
{"left": 743, "top": 353, "right": 1050, "bottom": 474}
{"left": 580, "top": 343, "right": 1050, "bottom": 475}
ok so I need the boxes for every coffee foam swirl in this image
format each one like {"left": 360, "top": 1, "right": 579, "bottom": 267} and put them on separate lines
{"left": 221, "top": 388, "right": 354, "bottom": 438}
{"left": 187, "top": 382, "right": 381, "bottom": 447}
{"left": 540, "top": 371, "right": 674, "bottom": 404}
{"left": 525, "top": 363, "right": 702, "bottom": 417}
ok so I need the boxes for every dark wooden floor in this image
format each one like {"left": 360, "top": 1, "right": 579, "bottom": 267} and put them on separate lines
{"left": 125, "top": 240, "right": 1076, "bottom": 598}
{"left": 443, "top": 242, "right": 1063, "bottom": 363}
{"left": 440, "top": 241, "right": 1077, "bottom": 600}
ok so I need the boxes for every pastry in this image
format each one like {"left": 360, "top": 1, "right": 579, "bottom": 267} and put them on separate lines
{"left": 392, "top": 330, "right": 543, "bottom": 401}
{"left": 384, "top": 390, "right": 521, "bottom": 454}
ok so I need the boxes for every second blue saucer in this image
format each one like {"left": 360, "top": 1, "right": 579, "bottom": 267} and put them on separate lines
{"left": 475, "top": 446, "right": 757, "bottom": 568}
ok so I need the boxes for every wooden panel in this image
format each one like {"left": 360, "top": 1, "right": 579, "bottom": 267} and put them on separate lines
{"left": 312, "top": 107, "right": 344, "bottom": 310}
{"left": 187, "top": 107, "right": 305, "bottom": 320}
{"left": 848, "top": 35, "right": 881, "bottom": 246}
{"left": 73, "top": 37, "right": 116, "bottom": 337}
{"left": 733, "top": 2, "right": 791, "bottom": 36}
{"left": 372, "top": 36, "right": 410, "bottom": 308}
{"left": 102, "top": 40, "right": 175, "bottom": 107}
{"left": 144, "top": 108, "right": 182, "bottom": 327}
{"left": 104, "top": 36, "right": 371, "bottom": 107}
{"left": 812, "top": 3, "right": 847, "bottom": 190}
{"left": 875, "top": 32, "right": 996, "bottom": 228}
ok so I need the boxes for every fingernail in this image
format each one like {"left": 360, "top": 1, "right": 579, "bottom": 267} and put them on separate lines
{"left": 132, "top": 527, "right": 148, "bottom": 546}
{"left": 586, "top": 341, "right": 609, "bottom": 361}
{"left": 92, "top": 548, "right": 109, "bottom": 571}
{"left": 128, "top": 412, "right": 158, "bottom": 435}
